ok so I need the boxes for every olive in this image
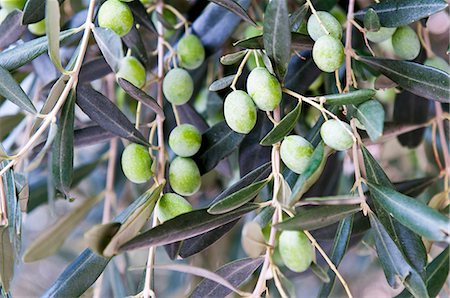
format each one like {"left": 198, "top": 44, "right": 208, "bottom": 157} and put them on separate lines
{"left": 116, "top": 56, "right": 146, "bottom": 89}
{"left": 307, "top": 11, "right": 342, "bottom": 41}
{"left": 246, "top": 67, "right": 282, "bottom": 111}
{"left": 391, "top": 26, "right": 420, "bottom": 60}
{"left": 121, "top": 143, "right": 152, "bottom": 184}
{"left": 169, "top": 124, "right": 202, "bottom": 157}
{"left": 98, "top": 0, "right": 134, "bottom": 37}
{"left": 312, "top": 35, "right": 344, "bottom": 73}
{"left": 177, "top": 34, "right": 205, "bottom": 70}
{"left": 155, "top": 193, "right": 193, "bottom": 222}
{"left": 162, "top": 68, "right": 194, "bottom": 105}
{"left": 279, "top": 230, "right": 314, "bottom": 273}
{"left": 169, "top": 157, "right": 201, "bottom": 196}
{"left": 280, "top": 135, "right": 314, "bottom": 174}
{"left": 320, "top": 119, "right": 354, "bottom": 151}
{"left": 223, "top": 90, "right": 257, "bottom": 134}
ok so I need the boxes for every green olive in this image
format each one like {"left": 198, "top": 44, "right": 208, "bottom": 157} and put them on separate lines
{"left": 169, "top": 157, "right": 201, "bottom": 196}
{"left": 307, "top": 11, "right": 342, "bottom": 41}
{"left": 320, "top": 119, "right": 354, "bottom": 151}
{"left": 425, "top": 56, "right": 450, "bottom": 73}
{"left": 391, "top": 26, "right": 420, "bottom": 60}
{"left": 280, "top": 135, "right": 314, "bottom": 174}
{"left": 28, "top": 19, "right": 46, "bottom": 36}
{"left": 162, "top": 68, "right": 194, "bottom": 105}
{"left": 224, "top": 90, "right": 257, "bottom": 134}
{"left": 0, "top": 0, "right": 26, "bottom": 11}
{"left": 116, "top": 56, "right": 146, "bottom": 89}
{"left": 155, "top": 193, "right": 193, "bottom": 222}
{"left": 279, "top": 230, "right": 314, "bottom": 273}
{"left": 246, "top": 67, "right": 282, "bottom": 111}
{"left": 169, "top": 124, "right": 202, "bottom": 157}
{"left": 366, "top": 27, "right": 396, "bottom": 43}
{"left": 98, "top": 0, "right": 134, "bottom": 37}
{"left": 177, "top": 34, "right": 205, "bottom": 70}
{"left": 121, "top": 143, "right": 152, "bottom": 184}
{"left": 312, "top": 35, "right": 344, "bottom": 73}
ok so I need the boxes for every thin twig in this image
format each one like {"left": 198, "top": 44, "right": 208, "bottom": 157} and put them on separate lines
{"left": 230, "top": 50, "right": 252, "bottom": 91}
{"left": 344, "top": 0, "right": 356, "bottom": 92}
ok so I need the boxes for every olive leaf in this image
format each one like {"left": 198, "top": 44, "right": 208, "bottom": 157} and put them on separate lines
{"left": 209, "top": 0, "right": 257, "bottom": 26}
{"left": 46, "top": 0, "right": 68, "bottom": 74}
{"left": 0, "top": 226, "right": 14, "bottom": 293}
{"left": 220, "top": 50, "right": 247, "bottom": 65}
{"left": 209, "top": 75, "right": 235, "bottom": 92}
{"left": 323, "top": 89, "right": 376, "bottom": 106}
{"left": 0, "top": 9, "right": 26, "bottom": 49}
{"left": 260, "top": 101, "right": 301, "bottom": 146}
{"left": 22, "top": 0, "right": 65, "bottom": 24}
{"left": 93, "top": 27, "right": 124, "bottom": 73}
{"left": 0, "top": 66, "right": 37, "bottom": 115}
{"left": 355, "top": 100, "right": 385, "bottom": 142}
{"left": 364, "top": 8, "right": 381, "bottom": 32}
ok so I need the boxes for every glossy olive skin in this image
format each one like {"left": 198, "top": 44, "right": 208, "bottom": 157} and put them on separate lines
{"left": 320, "top": 119, "right": 354, "bottom": 151}
{"left": 246, "top": 67, "right": 282, "bottom": 111}
{"left": 163, "top": 68, "right": 194, "bottom": 105}
{"left": 155, "top": 193, "right": 193, "bottom": 222}
{"left": 116, "top": 56, "right": 146, "bottom": 88}
{"left": 98, "top": 0, "right": 134, "bottom": 37}
{"left": 280, "top": 135, "right": 314, "bottom": 174}
{"left": 279, "top": 230, "right": 314, "bottom": 273}
{"left": 28, "top": 19, "right": 46, "bottom": 36}
{"left": 391, "top": 26, "right": 420, "bottom": 60}
{"left": 169, "top": 157, "right": 201, "bottom": 196}
{"left": 0, "top": 0, "right": 26, "bottom": 10}
{"left": 366, "top": 27, "right": 396, "bottom": 43}
{"left": 312, "top": 35, "right": 344, "bottom": 73}
{"left": 121, "top": 144, "right": 152, "bottom": 184}
{"left": 177, "top": 34, "right": 205, "bottom": 70}
{"left": 224, "top": 90, "right": 257, "bottom": 134}
{"left": 169, "top": 124, "right": 202, "bottom": 157}
{"left": 307, "top": 11, "right": 342, "bottom": 41}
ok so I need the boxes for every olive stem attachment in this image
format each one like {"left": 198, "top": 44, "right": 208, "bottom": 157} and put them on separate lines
{"left": 230, "top": 50, "right": 253, "bottom": 91}
{"left": 305, "top": 0, "right": 330, "bottom": 35}
{"left": 164, "top": 4, "right": 189, "bottom": 33}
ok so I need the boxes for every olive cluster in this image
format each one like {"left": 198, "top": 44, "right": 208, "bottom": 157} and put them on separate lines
{"left": 366, "top": 26, "right": 420, "bottom": 60}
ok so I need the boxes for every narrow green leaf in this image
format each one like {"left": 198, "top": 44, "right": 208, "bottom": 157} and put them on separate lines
{"left": 260, "top": 102, "right": 301, "bottom": 146}
{"left": 0, "top": 66, "right": 36, "bottom": 114}
{"left": 354, "top": 0, "right": 448, "bottom": 27}
{"left": 83, "top": 223, "right": 121, "bottom": 256}
{"left": 208, "top": 177, "right": 271, "bottom": 214}
{"left": 358, "top": 57, "right": 450, "bottom": 103}
{"left": 233, "top": 32, "right": 313, "bottom": 51}
{"left": 22, "top": 0, "right": 64, "bottom": 24}
{"left": 355, "top": 100, "right": 385, "bottom": 141}
{"left": 363, "top": 8, "right": 381, "bottom": 31}
{"left": 119, "top": 204, "right": 259, "bottom": 252}
{"left": 275, "top": 205, "right": 360, "bottom": 231}
{"left": 52, "top": 90, "right": 75, "bottom": 195}
{"left": 369, "top": 213, "right": 429, "bottom": 298}
{"left": 93, "top": 27, "right": 124, "bottom": 73}
{"left": 209, "top": 0, "right": 256, "bottom": 26}
{"left": 368, "top": 183, "right": 450, "bottom": 243}
{"left": 0, "top": 28, "right": 78, "bottom": 71}
{"left": 46, "top": 0, "right": 67, "bottom": 74}
{"left": 311, "top": 262, "right": 330, "bottom": 283}
{"left": 209, "top": 75, "right": 235, "bottom": 92}
{"left": 220, "top": 50, "right": 247, "bottom": 65}
{"left": 0, "top": 226, "right": 14, "bottom": 292}
{"left": 289, "top": 4, "right": 308, "bottom": 32}
{"left": 22, "top": 193, "right": 103, "bottom": 262}
{"left": 323, "top": 89, "right": 376, "bottom": 106}
{"left": 263, "top": 0, "right": 291, "bottom": 80}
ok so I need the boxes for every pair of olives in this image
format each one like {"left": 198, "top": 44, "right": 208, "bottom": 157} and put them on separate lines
{"left": 224, "top": 67, "right": 282, "bottom": 134}
{"left": 308, "top": 11, "right": 345, "bottom": 73}
{"left": 0, "top": 0, "right": 46, "bottom": 35}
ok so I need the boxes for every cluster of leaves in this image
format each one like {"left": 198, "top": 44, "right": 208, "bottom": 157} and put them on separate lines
{"left": 0, "top": 0, "right": 449, "bottom": 297}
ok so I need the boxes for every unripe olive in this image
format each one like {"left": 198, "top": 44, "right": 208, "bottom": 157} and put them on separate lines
{"left": 98, "top": 0, "right": 134, "bottom": 37}
{"left": 246, "top": 67, "right": 282, "bottom": 111}
{"left": 177, "top": 34, "right": 205, "bottom": 70}
{"left": 312, "top": 35, "right": 344, "bottom": 73}
{"left": 169, "top": 124, "right": 202, "bottom": 157}
{"left": 320, "top": 119, "right": 354, "bottom": 151}
{"left": 121, "top": 143, "right": 152, "bottom": 184}
{"left": 28, "top": 19, "right": 46, "bottom": 36}
{"left": 0, "top": 0, "right": 25, "bottom": 10}
{"left": 425, "top": 56, "right": 450, "bottom": 73}
{"left": 279, "top": 230, "right": 314, "bottom": 273}
{"left": 224, "top": 90, "right": 257, "bottom": 134}
{"left": 162, "top": 68, "right": 194, "bottom": 105}
{"left": 116, "top": 56, "right": 146, "bottom": 89}
{"left": 155, "top": 193, "right": 193, "bottom": 222}
{"left": 307, "top": 11, "right": 342, "bottom": 41}
{"left": 366, "top": 27, "right": 396, "bottom": 43}
{"left": 280, "top": 135, "right": 314, "bottom": 174}
{"left": 169, "top": 157, "right": 201, "bottom": 196}
{"left": 391, "top": 26, "right": 420, "bottom": 60}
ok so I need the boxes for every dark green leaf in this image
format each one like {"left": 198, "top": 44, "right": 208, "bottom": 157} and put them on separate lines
{"left": 355, "top": 100, "right": 385, "bottom": 141}
{"left": 234, "top": 32, "right": 313, "bottom": 52}
{"left": 0, "top": 66, "right": 36, "bottom": 114}
{"left": 263, "top": 0, "right": 291, "bottom": 79}
{"left": 0, "top": 9, "right": 26, "bottom": 49}
{"left": 76, "top": 85, "right": 149, "bottom": 146}
{"left": 275, "top": 205, "right": 360, "bottom": 231}
{"left": 209, "top": 75, "right": 235, "bottom": 91}
{"left": 209, "top": 0, "right": 257, "bottom": 26}
{"left": 190, "top": 257, "right": 264, "bottom": 298}
{"left": 220, "top": 50, "right": 247, "bottom": 65}
{"left": 52, "top": 90, "right": 75, "bottom": 195}
{"left": 119, "top": 204, "right": 259, "bottom": 252}
{"left": 0, "top": 28, "right": 78, "bottom": 71}
{"left": 193, "top": 121, "right": 245, "bottom": 174}
{"left": 363, "top": 8, "right": 381, "bottom": 32}
{"left": 118, "top": 78, "right": 164, "bottom": 118}
{"left": 208, "top": 177, "right": 271, "bottom": 214}
{"left": 323, "top": 89, "right": 376, "bottom": 106}
{"left": 128, "top": 0, "right": 157, "bottom": 32}
{"left": 358, "top": 57, "right": 450, "bottom": 103}
{"left": 46, "top": 0, "right": 66, "bottom": 74}
{"left": 368, "top": 182, "right": 450, "bottom": 243}
{"left": 260, "top": 102, "right": 301, "bottom": 146}
{"left": 22, "top": 0, "right": 64, "bottom": 24}
{"left": 93, "top": 27, "right": 124, "bottom": 73}
{"left": 369, "top": 213, "right": 429, "bottom": 297}
{"left": 354, "top": 0, "right": 448, "bottom": 27}
{"left": 122, "top": 26, "right": 148, "bottom": 66}
{"left": 0, "top": 227, "right": 14, "bottom": 293}
{"left": 84, "top": 223, "right": 121, "bottom": 256}
{"left": 289, "top": 4, "right": 308, "bottom": 32}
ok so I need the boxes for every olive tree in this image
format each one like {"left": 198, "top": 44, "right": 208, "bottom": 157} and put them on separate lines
{"left": 0, "top": 0, "right": 449, "bottom": 297}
